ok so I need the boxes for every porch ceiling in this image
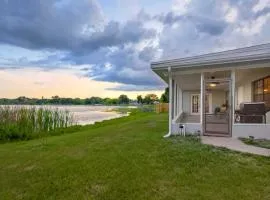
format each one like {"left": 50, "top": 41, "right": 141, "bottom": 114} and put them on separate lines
{"left": 174, "top": 74, "right": 201, "bottom": 90}
{"left": 174, "top": 72, "right": 232, "bottom": 90}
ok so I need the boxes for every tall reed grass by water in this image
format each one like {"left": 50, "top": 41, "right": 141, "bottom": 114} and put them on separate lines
{"left": 0, "top": 106, "right": 74, "bottom": 141}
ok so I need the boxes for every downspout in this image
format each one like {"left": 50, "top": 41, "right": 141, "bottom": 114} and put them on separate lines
{"left": 164, "top": 66, "right": 173, "bottom": 138}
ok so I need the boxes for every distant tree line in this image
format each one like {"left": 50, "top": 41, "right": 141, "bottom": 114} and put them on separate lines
{"left": 160, "top": 87, "right": 169, "bottom": 103}
{"left": 136, "top": 94, "right": 158, "bottom": 104}
{"left": 136, "top": 88, "right": 169, "bottom": 105}
{"left": 0, "top": 95, "right": 131, "bottom": 105}
{"left": 0, "top": 88, "right": 169, "bottom": 105}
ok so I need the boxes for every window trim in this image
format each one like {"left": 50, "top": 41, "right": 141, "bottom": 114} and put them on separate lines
{"left": 253, "top": 75, "right": 270, "bottom": 108}
{"left": 191, "top": 94, "right": 200, "bottom": 115}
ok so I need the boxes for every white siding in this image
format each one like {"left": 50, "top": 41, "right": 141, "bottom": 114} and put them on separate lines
{"left": 182, "top": 90, "right": 200, "bottom": 114}
{"left": 182, "top": 90, "right": 225, "bottom": 114}
{"left": 172, "top": 122, "right": 202, "bottom": 135}
{"left": 232, "top": 124, "right": 270, "bottom": 139}
{"left": 235, "top": 68, "right": 270, "bottom": 108}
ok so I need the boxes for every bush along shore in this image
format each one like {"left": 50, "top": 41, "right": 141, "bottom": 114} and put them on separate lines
{"left": 0, "top": 106, "right": 74, "bottom": 141}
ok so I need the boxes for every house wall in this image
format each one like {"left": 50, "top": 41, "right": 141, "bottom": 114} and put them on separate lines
{"left": 172, "top": 122, "right": 202, "bottom": 135}
{"left": 171, "top": 67, "right": 270, "bottom": 138}
{"left": 182, "top": 91, "right": 189, "bottom": 113}
{"left": 182, "top": 90, "right": 226, "bottom": 114}
{"left": 232, "top": 124, "right": 270, "bottom": 139}
{"left": 172, "top": 81, "right": 183, "bottom": 122}
{"left": 172, "top": 121, "right": 270, "bottom": 138}
{"left": 232, "top": 68, "right": 270, "bottom": 139}
{"left": 235, "top": 67, "right": 270, "bottom": 109}
{"left": 182, "top": 90, "right": 200, "bottom": 114}
{"left": 211, "top": 90, "right": 226, "bottom": 112}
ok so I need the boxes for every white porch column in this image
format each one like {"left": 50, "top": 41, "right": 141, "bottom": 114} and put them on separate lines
{"left": 200, "top": 73, "right": 204, "bottom": 125}
{"left": 178, "top": 86, "right": 181, "bottom": 115}
{"left": 231, "top": 70, "right": 236, "bottom": 125}
{"left": 179, "top": 87, "right": 183, "bottom": 114}
{"left": 174, "top": 82, "right": 178, "bottom": 118}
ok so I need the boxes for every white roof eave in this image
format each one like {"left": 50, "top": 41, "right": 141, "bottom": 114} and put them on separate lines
{"left": 151, "top": 55, "right": 270, "bottom": 71}
{"left": 151, "top": 43, "right": 270, "bottom": 71}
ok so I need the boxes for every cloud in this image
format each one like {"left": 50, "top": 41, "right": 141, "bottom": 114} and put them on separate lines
{"left": 33, "top": 81, "right": 45, "bottom": 86}
{"left": 253, "top": 0, "right": 270, "bottom": 13}
{"left": 0, "top": 0, "right": 270, "bottom": 91}
{"left": 0, "top": 0, "right": 156, "bottom": 53}
{"left": 0, "top": 0, "right": 104, "bottom": 50}
{"left": 156, "top": 12, "right": 228, "bottom": 36}
{"left": 157, "top": 0, "right": 270, "bottom": 59}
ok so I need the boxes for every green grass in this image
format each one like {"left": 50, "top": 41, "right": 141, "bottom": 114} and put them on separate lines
{"left": 240, "top": 137, "right": 270, "bottom": 149}
{"left": 0, "top": 112, "right": 270, "bottom": 200}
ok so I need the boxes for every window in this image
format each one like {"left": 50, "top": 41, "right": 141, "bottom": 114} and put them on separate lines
{"left": 191, "top": 94, "right": 212, "bottom": 114}
{"left": 253, "top": 76, "right": 270, "bottom": 108}
{"left": 191, "top": 94, "right": 200, "bottom": 114}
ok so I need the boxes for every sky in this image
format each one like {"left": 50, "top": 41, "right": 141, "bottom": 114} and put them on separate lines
{"left": 0, "top": 0, "right": 270, "bottom": 99}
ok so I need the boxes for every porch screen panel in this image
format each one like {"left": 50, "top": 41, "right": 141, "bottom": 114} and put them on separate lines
{"left": 205, "top": 94, "right": 209, "bottom": 113}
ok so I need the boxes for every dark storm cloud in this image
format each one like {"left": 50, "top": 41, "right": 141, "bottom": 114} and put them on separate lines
{"left": 156, "top": 12, "right": 228, "bottom": 36}
{"left": 92, "top": 68, "right": 163, "bottom": 86}
{"left": 79, "top": 20, "right": 156, "bottom": 54}
{"left": 0, "top": 0, "right": 103, "bottom": 50}
{"left": 79, "top": 46, "right": 165, "bottom": 87}
{"left": 195, "top": 18, "right": 228, "bottom": 36}
{"left": 255, "top": 7, "right": 270, "bottom": 18}
{"left": 0, "top": 0, "right": 155, "bottom": 52}
{"left": 139, "top": 47, "right": 158, "bottom": 62}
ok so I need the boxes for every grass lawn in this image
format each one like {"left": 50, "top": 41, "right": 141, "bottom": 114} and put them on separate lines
{"left": 1, "top": 112, "right": 270, "bottom": 200}
{"left": 240, "top": 137, "right": 270, "bottom": 149}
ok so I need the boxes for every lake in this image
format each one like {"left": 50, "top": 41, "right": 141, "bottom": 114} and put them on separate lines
{"left": 1, "top": 105, "right": 135, "bottom": 125}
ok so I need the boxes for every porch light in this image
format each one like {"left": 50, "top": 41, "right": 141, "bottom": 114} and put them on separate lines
{"left": 209, "top": 83, "right": 217, "bottom": 87}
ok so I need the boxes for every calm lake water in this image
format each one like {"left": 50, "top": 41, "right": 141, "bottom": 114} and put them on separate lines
{"left": 2, "top": 105, "right": 135, "bottom": 125}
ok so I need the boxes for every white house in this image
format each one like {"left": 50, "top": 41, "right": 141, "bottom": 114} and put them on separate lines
{"left": 151, "top": 43, "right": 270, "bottom": 139}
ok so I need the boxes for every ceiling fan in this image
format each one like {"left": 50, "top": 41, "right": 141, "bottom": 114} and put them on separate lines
{"left": 208, "top": 76, "right": 220, "bottom": 87}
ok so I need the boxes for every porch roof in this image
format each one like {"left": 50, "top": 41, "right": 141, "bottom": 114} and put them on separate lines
{"left": 151, "top": 43, "right": 270, "bottom": 71}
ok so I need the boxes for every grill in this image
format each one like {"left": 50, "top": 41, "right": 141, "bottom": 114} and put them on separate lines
{"left": 239, "top": 102, "right": 266, "bottom": 123}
